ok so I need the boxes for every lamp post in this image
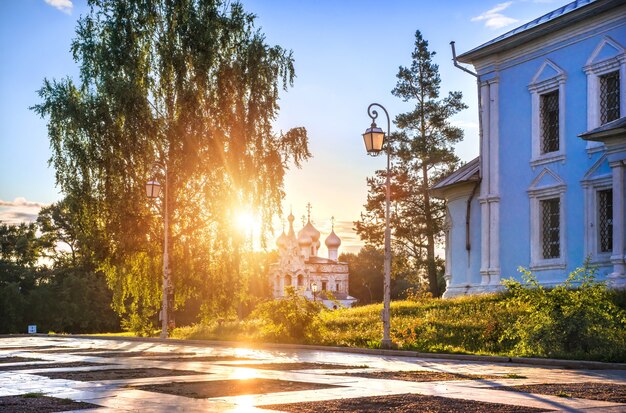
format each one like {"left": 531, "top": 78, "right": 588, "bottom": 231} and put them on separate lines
{"left": 362, "top": 103, "right": 392, "bottom": 349}
{"left": 311, "top": 282, "right": 318, "bottom": 302}
{"left": 146, "top": 164, "right": 172, "bottom": 339}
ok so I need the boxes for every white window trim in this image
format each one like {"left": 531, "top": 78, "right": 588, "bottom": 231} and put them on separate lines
{"left": 583, "top": 175, "right": 613, "bottom": 265}
{"left": 528, "top": 173, "right": 567, "bottom": 270}
{"left": 528, "top": 60, "right": 566, "bottom": 167}
{"left": 584, "top": 36, "right": 626, "bottom": 153}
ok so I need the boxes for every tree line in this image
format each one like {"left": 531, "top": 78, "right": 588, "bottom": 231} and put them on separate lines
{"left": 1, "top": 0, "right": 466, "bottom": 334}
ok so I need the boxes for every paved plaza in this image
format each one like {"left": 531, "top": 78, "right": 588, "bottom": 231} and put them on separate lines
{"left": 0, "top": 335, "right": 625, "bottom": 412}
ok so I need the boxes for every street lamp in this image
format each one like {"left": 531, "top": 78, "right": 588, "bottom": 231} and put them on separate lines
{"left": 146, "top": 165, "right": 172, "bottom": 339}
{"left": 311, "top": 282, "right": 318, "bottom": 302}
{"left": 362, "top": 103, "right": 392, "bottom": 349}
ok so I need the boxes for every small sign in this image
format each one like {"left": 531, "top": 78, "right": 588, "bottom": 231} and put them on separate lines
{"left": 27, "top": 325, "right": 37, "bottom": 334}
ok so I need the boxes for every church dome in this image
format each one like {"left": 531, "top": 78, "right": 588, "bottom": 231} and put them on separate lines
{"left": 298, "top": 231, "right": 312, "bottom": 247}
{"left": 276, "top": 231, "right": 287, "bottom": 249}
{"left": 302, "top": 221, "right": 320, "bottom": 242}
{"left": 325, "top": 230, "right": 341, "bottom": 249}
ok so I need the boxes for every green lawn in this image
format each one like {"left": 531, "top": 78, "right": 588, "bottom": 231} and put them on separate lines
{"left": 172, "top": 286, "right": 626, "bottom": 363}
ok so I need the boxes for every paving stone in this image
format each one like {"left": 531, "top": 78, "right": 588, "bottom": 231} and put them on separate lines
{"left": 0, "top": 336, "right": 624, "bottom": 412}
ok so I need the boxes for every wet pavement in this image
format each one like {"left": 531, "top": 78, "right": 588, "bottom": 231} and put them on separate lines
{"left": 0, "top": 335, "right": 625, "bottom": 412}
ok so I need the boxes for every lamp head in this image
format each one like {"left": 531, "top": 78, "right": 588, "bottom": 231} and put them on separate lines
{"left": 362, "top": 121, "right": 385, "bottom": 155}
{"left": 146, "top": 180, "right": 162, "bottom": 199}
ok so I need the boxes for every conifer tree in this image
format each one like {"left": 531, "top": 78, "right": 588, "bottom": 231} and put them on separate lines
{"left": 356, "top": 31, "right": 466, "bottom": 297}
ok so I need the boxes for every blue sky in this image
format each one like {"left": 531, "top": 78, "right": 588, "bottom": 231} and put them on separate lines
{"left": 0, "top": 0, "right": 571, "bottom": 251}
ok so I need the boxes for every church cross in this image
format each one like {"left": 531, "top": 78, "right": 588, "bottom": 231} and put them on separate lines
{"left": 306, "top": 202, "right": 312, "bottom": 221}
{"left": 331, "top": 216, "right": 335, "bottom": 230}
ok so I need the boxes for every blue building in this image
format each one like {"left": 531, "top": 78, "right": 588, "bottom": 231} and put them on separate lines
{"left": 433, "top": 0, "right": 626, "bottom": 297}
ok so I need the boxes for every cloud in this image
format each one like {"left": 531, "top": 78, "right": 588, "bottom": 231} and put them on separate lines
{"left": 44, "top": 0, "right": 73, "bottom": 14}
{"left": 0, "top": 198, "right": 48, "bottom": 225}
{"left": 0, "top": 197, "right": 47, "bottom": 208}
{"left": 471, "top": 2, "right": 519, "bottom": 29}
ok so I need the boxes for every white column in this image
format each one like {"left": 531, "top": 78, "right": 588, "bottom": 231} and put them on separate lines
{"left": 480, "top": 199, "right": 490, "bottom": 284}
{"left": 480, "top": 82, "right": 491, "bottom": 196}
{"left": 489, "top": 201, "right": 501, "bottom": 285}
{"left": 489, "top": 80, "right": 499, "bottom": 195}
{"left": 488, "top": 80, "right": 501, "bottom": 284}
{"left": 610, "top": 161, "right": 625, "bottom": 280}
{"left": 480, "top": 81, "right": 491, "bottom": 283}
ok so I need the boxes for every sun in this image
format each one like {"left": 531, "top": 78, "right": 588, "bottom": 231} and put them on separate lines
{"left": 236, "top": 211, "right": 257, "bottom": 231}
{"left": 235, "top": 209, "right": 263, "bottom": 243}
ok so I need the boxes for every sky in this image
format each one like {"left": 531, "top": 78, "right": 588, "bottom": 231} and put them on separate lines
{"left": 0, "top": 0, "right": 572, "bottom": 255}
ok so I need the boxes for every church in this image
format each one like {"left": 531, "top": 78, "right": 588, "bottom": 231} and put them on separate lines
{"left": 433, "top": 0, "right": 626, "bottom": 297}
{"left": 269, "top": 208, "right": 357, "bottom": 308}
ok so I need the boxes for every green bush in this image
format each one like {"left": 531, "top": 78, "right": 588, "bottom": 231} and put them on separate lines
{"left": 502, "top": 264, "right": 626, "bottom": 362}
{"left": 249, "top": 287, "right": 324, "bottom": 343}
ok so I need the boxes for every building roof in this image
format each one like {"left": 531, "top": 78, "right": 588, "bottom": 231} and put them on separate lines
{"left": 307, "top": 256, "right": 343, "bottom": 265}
{"left": 431, "top": 157, "right": 480, "bottom": 197}
{"left": 579, "top": 116, "right": 626, "bottom": 141}
{"left": 458, "top": 0, "right": 623, "bottom": 63}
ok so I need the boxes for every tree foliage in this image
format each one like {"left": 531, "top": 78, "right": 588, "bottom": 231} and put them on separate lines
{"left": 0, "top": 218, "right": 119, "bottom": 334}
{"left": 355, "top": 31, "right": 466, "bottom": 297}
{"left": 340, "top": 247, "right": 384, "bottom": 304}
{"left": 249, "top": 286, "right": 324, "bottom": 343}
{"left": 32, "top": 0, "right": 310, "bottom": 329}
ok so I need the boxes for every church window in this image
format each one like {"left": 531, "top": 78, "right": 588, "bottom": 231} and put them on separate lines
{"left": 540, "top": 91, "right": 559, "bottom": 154}
{"left": 528, "top": 170, "right": 566, "bottom": 271}
{"left": 541, "top": 198, "right": 560, "bottom": 259}
{"left": 600, "top": 71, "right": 620, "bottom": 124}
{"left": 583, "top": 37, "right": 625, "bottom": 153}
{"left": 336, "top": 283, "right": 340, "bottom": 292}
{"left": 321, "top": 281, "right": 327, "bottom": 291}
{"left": 528, "top": 59, "right": 566, "bottom": 166}
{"left": 598, "top": 188, "right": 613, "bottom": 253}
{"left": 582, "top": 170, "right": 612, "bottom": 264}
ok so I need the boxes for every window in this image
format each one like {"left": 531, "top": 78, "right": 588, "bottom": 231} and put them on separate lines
{"left": 582, "top": 163, "right": 612, "bottom": 264}
{"left": 528, "top": 168, "right": 566, "bottom": 270}
{"left": 540, "top": 91, "right": 559, "bottom": 154}
{"left": 600, "top": 71, "right": 620, "bottom": 124}
{"left": 584, "top": 37, "right": 625, "bottom": 152}
{"left": 529, "top": 60, "right": 566, "bottom": 166}
{"left": 598, "top": 188, "right": 613, "bottom": 253}
{"left": 321, "top": 281, "right": 327, "bottom": 291}
{"left": 541, "top": 198, "right": 560, "bottom": 259}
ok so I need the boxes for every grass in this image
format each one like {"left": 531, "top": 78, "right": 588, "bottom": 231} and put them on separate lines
{"left": 318, "top": 295, "right": 519, "bottom": 354}
{"left": 504, "top": 374, "right": 527, "bottom": 379}
{"left": 171, "top": 288, "right": 626, "bottom": 362}
{"left": 80, "top": 332, "right": 138, "bottom": 337}
{"left": 173, "top": 294, "right": 516, "bottom": 354}
{"left": 21, "top": 392, "right": 45, "bottom": 398}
